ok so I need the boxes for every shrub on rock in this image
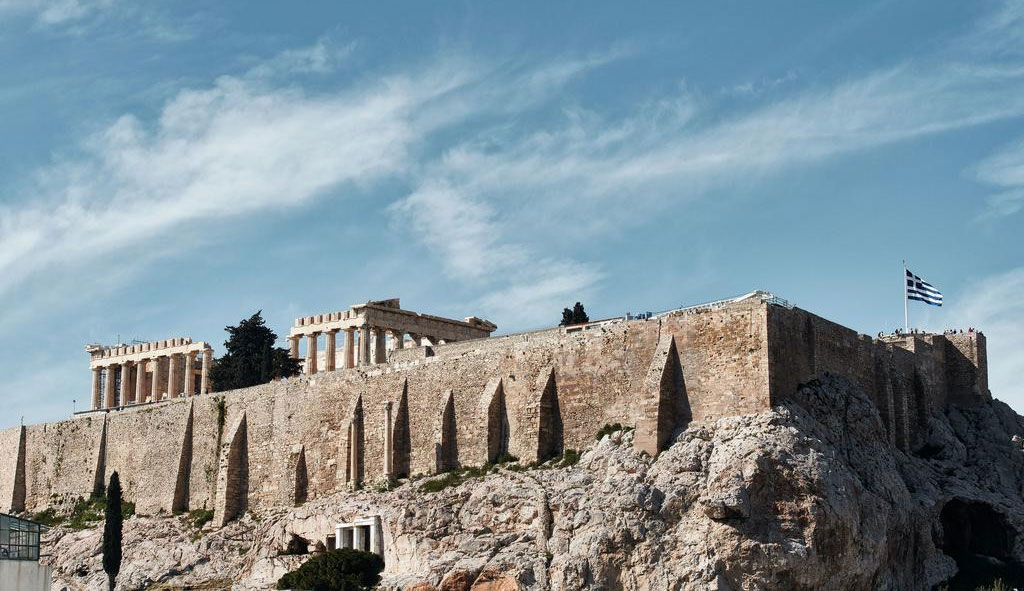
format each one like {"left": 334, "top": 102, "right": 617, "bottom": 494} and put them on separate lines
{"left": 276, "top": 548, "right": 383, "bottom": 591}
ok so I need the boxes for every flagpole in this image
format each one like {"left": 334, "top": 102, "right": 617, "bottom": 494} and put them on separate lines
{"left": 903, "top": 260, "right": 909, "bottom": 333}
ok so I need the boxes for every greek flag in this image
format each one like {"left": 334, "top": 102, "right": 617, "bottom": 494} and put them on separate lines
{"left": 906, "top": 269, "right": 943, "bottom": 306}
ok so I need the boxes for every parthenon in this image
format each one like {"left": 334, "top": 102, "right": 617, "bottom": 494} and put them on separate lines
{"left": 86, "top": 337, "right": 212, "bottom": 410}
{"left": 287, "top": 298, "right": 497, "bottom": 374}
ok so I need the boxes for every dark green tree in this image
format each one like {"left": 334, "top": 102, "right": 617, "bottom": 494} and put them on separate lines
{"left": 102, "top": 471, "right": 123, "bottom": 591}
{"left": 559, "top": 302, "right": 590, "bottom": 326}
{"left": 276, "top": 548, "right": 384, "bottom": 591}
{"left": 209, "top": 311, "right": 300, "bottom": 392}
{"left": 572, "top": 301, "right": 589, "bottom": 324}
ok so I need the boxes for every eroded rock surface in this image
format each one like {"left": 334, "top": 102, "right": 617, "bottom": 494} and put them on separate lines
{"left": 44, "top": 375, "right": 1024, "bottom": 590}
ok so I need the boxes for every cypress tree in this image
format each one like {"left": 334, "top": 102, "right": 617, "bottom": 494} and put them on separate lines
{"left": 209, "top": 311, "right": 300, "bottom": 392}
{"left": 102, "top": 471, "right": 123, "bottom": 591}
{"left": 559, "top": 302, "right": 590, "bottom": 326}
{"left": 572, "top": 302, "right": 589, "bottom": 324}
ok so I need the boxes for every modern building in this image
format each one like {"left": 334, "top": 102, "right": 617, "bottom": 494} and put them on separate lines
{"left": 0, "top": 513, "right": 50, "bottom": 591}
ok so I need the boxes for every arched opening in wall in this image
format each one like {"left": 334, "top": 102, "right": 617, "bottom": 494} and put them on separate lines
{"left": 392, "top": 383, "right": 411, "bottom": 478}
{"left": 486, "top": 381, "right": 510, "bottom": 463}
{"left": 537, "top": 370, "right": 563, "bottom": 463}
{"left": 221, "top": 416, "right": 249, "bottom": 524}
{"left": 939, "top": 499, "right": 1024, "bottom": 588}
{"left": 437, "top": 390, "right": 458, "bottom": 472}
{"left": 293, "top": 447, "right": 308, "bottom": 506}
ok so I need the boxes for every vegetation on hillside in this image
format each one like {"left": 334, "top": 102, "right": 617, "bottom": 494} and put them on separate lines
{"left": 209, "top": 311, "right": 300, "bottom": 392}
{"left": 559, "top": 302, "right": 590, "bottom": 326}
{"left": 276, "top": 548, "right": 383, "bottom": 591}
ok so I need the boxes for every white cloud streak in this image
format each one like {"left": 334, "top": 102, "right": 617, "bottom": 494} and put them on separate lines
{"left": 0, "top": 0, "right": 114, "bottom": 25}
{"left": 945, "top": 267, "right": 1024, "bottom": 408}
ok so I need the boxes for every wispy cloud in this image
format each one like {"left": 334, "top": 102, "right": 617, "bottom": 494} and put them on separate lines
{"left": 945, "top": 266, "right": 1024, "bottom": 407}
{"left": 972, "top": 137, "right": 1024, "bottom": 219}
{"left": 0, "top": 0, "right": 115, "bottom": 25}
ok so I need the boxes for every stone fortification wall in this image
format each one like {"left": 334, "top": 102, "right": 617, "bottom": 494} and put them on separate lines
{"left": 765, "top": 306, "right": 989, "bottom": 452}
{"left": 0, "top": 296, "right": 990, "bottom": 523}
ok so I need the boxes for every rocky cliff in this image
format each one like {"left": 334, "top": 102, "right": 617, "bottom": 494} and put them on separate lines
{"left": 42, "top": 375, "right": 1024, "bottom": 590}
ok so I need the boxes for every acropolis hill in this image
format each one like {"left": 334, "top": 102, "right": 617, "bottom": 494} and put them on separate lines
{"left": 0, "top": 291, "right": 990, "bottom": 526}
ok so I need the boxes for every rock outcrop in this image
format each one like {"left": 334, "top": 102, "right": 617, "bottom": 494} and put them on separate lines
{"left": 43, "top": 375, "right": 1024, "bottom": 590}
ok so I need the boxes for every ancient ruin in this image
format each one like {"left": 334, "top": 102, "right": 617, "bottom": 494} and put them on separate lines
{"left": 1, "top": 290, "right": 991, "bottom": 524}
{"left": 287, "top": 298, "right": 498, "bottom": 373}
{"left": 86, "top": 338, "right": 213, "bottom": 410}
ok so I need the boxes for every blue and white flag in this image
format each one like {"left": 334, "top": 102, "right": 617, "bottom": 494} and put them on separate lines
{"left": 906, "top": 269, "right": 943, "bottom": 306}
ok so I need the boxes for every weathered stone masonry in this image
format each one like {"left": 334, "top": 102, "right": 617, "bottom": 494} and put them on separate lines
{"left": 0, "top": 292, "right": 988, "bottom": 524}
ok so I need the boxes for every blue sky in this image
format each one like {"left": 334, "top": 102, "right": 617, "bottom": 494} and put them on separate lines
{"left": 2, "top": 1, "right": 1024, "bottom": 426}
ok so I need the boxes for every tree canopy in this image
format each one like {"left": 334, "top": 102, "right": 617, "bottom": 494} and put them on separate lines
{"left": 277, "top": 548, "right": 384, "bottom": 591}
{"left": 209, "top": 311, "right": 300, "bottom": 392}
{"left": 559, "top": 302, "right": 590, "bottom": 326}
{"left": 102, "top": 471, "right": 123, "bottom": 591}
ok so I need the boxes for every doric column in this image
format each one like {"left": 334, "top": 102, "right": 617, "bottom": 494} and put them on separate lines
{"left": 334, "top": 525, "right": 344, "bottom": 550}
{"left": 392, "top": 330, "right": 405, "bottom": 350}
{"left": 384, "top": 401, "right": 393, "bottom": 477}
{"left": 201, "top": 348, "right": 212, "bottom": 394}
{"left": 134, "top": 361, "right": 146, "bottom": 405}
{"left": 306, "top": 332, "right": 319, "bottom": 374}
{"left": 343, "top": 328, "right": 355, "bottom": 369}
{"left": 289, "top": 336, "right": 299, "bottom": 360}
{"left": 370, "top": 516, "right": 382, "bottom": 556}
{"left": 359, "top": 326, "right": 371, "bottom": 366}
{"left": 91, "top": 367, "right": 102, "bottom": 410}
{"left": 167, "top": 354, "right": 180, "bottom": 398}
{"left": 104, "top": 365, "right": 116, "bottom": 408}
{"left": 151, "top": 357, "right": 162, "bottom": 402}
{"left": 353, "top": 525, "right": 365, "bottom": 551}
{"left": 326, "top": 330, "right": 337, "bottom": 372}
{"left": 118, "top": 362, "right": 132, "bottom": 406}
{"left": 184, "top": 352, "right": 195, "bottom": 396}
{"left": 374, "top": 328, "right": 387, "bottom": 364}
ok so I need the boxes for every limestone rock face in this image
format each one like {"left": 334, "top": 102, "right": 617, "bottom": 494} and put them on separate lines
{"left": 44, "top": 375, "right": 1024, "bottom": 590}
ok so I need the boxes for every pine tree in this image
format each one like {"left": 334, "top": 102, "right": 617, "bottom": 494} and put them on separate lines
{"left": 572, "top": 302, "right": 589, "bottom": 324}
{"left": 103, "top": 472, "right": 123, "bottom": 591}
{"left": 560, "top": 308, "right": 574, "bottom": 326}
{"left": 209, "top": 311, "right": 301, "bottom": 392}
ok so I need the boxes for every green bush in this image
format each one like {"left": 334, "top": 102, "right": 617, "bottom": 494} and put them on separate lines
{"left": 276, "top": 548, "right": 383, "bottom": 591}
{"left": 189, "top": 509, "right": 214, "bottom": 529}
{"left": 595, "top": 423, "right": 624, "bottom": 441}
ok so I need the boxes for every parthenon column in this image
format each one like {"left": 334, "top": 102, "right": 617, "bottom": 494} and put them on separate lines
{"left": 104, "top": 365, "right": 116, "bottom": 408}
{"left": 343, "top": 328, "right": 355, "bottom": 369}
{"left": 306, "top": 332, "right": 319, "bottom": 375}
{"left": 325, "top": 330, "right": 337, "bottom": 372}
{"left": 201, "top": 348, "right": 212, "bottom": 394}
{"left": 135, "top": 361, "right": 146, "bottom": 405}
{"left": 184, "top": 352, "right": 195, "bottom": 396}
{"left": 359, "top": 326, "right": 371, "bottom": 367}
{"left": 392, "top": 330, "right": 405, "bottom": 351}
{"left": 91, "top": 368, "right": 102, "bottom": 410}
{"left": 168, "top": 354, "right": 180, "bottom": 398}
{"left": 373, "top": 328, "right": 387, "bottom": 364}
{"left": 289, "top": 336, "right": 299, "bottom": 360}
{"left": 151, "top": 357, "right": 162, "bottom": 402}
{"left": 118, "top": 362, "right": 132, "bottom": 406}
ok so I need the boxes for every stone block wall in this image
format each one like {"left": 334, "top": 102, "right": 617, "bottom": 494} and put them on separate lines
{"left": 0, "top": 296, "right": 991, "bottom": 519}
